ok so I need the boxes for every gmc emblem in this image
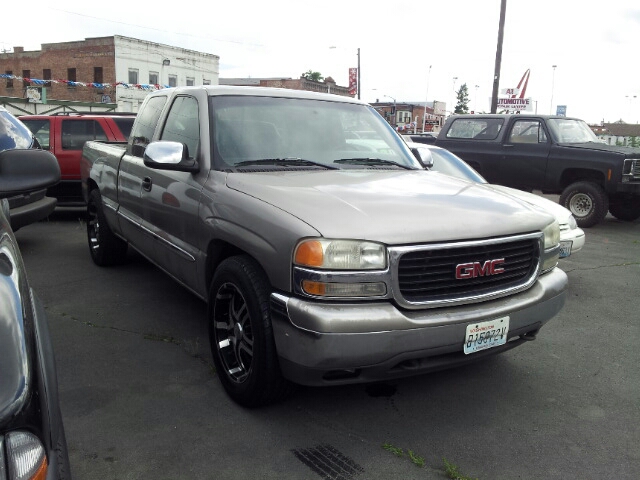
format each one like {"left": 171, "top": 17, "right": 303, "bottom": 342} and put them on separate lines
{"left": 455, "top": 259, "right": 506, "bottom": 279}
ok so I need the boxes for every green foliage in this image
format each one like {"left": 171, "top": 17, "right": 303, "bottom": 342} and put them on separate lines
{"left": 454, "top": 83, "right": 470, "bottom": 114}
{"left": 407, "top": 450, "right": 425, "bottom": 468}
{"left": 443, "top": 457, "right": 478, "bottom": 480}
{"left": 301, "top": 70, "right": 324, "bottom": 82}
{"left": 629, "top": 136, "right": 640, "bottom": 148}
{"left": 382, "top": 443, "right": 404, "bottom": 457}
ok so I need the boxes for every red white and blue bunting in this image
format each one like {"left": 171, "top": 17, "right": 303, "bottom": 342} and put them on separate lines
{"left": 0, "top": 73, "right": 169, "bottom": 91}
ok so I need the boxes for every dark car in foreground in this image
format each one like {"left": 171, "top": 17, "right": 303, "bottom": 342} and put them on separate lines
{"left": 0, "top": 132, "right": 71, "bottom": 478}
{"left": 0, "top": 107, "right": 57, "bottom": 230}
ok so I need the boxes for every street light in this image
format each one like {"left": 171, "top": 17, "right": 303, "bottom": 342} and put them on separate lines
{"left": 383, "top": 94, "right": 397, "bottom": 126}
{"left": 550, "top": 65, "right": 557, "bottom": 115}
{"left": 452, "top": 76, "right": 458, "bottom": 115}
{"left": 422, "top": 65, "right": 432, "bottom": 133}
{"left": 474, "top": 84, "right": 479, "bottom": 113}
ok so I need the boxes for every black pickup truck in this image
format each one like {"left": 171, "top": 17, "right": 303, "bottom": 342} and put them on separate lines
{"left": 434, "top": 114, "right": 640, "bottom": 227}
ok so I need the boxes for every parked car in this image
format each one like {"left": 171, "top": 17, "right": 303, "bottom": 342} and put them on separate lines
{"left": 402, "top": 132, "right": 438, "bottom": 144}
{"left": 82, "top": 86, "right": 567, "bottom": 407}
{"left": 20, "top": 112, "right": 135, "bottom": 205}
{"left": 0, "top": 140, "right": 71, "bottom": 478}
{"left": 433, "top": 114, "right": 640, "bottom": 227}
{"left": 406, "top": 142, "right": 585, "bottom": 258}
{"left": 0, "top": 107, "right": 57, "bottom": 230}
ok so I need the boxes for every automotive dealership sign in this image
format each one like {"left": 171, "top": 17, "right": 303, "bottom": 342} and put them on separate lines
{"left": 497, "top": 97, "right": 532, "bottom": 111}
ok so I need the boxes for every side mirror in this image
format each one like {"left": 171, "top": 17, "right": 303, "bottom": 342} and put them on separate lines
{"left": 144, "top": 141, "right": 199, "bottom": 173}
{"left": 412, "top": 147, "right": 434, "bottom": 169}
{"left": 0, "top": 149, "right": 60, "bottom": 198}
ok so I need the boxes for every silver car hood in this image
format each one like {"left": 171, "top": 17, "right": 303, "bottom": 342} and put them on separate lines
{"left": 226, "top": 170, "right": 553, "bottom": 244}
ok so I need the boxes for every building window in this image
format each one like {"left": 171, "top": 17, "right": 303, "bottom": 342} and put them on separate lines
{"left": 186, "top": 77, "right": 194, "bottom": 86}
{"left": 67, "top": 68, "right": 76, "bottom": 88}
{"left": 128, "top": 69, "right": 139, "bottom": 84}
{"left": 168, "top": 75, "right": 177, "bottom": 87}
{"left": 43, "top": 69, "right": 52, "bottom": 88}
{"left": 23, "top": 70, "right": 31, "bottom": 88}
{"left": 94, "top": 67, "right": 103, "bottom": 84}
{"left": 203, "top": 79, "right": 210, "bottom": 85}
{"left": 5, "top": 70, "right": 13, "bottom": 88}
{"left": 149, "top": 72, "right": 159, "bottom": 85}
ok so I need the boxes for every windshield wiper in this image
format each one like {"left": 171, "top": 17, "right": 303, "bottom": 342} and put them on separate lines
{"left": 334, "top": 157, "right": 414, "bottom": 170}
{"left": 236, "top": 158, "right": 338, "bottom": 169}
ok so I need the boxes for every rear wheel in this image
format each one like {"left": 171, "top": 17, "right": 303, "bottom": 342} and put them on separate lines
{"left": 559, "top": 181, "right": 609, "bottom": 228}
{"left": 87, "top": 189, "right": 128, "bottom": 266}
{"left": 209, "top": 255, "right": 292, "bottom": 407}
{"left": 608, "top": 198, "right": 640, "bottom": 222}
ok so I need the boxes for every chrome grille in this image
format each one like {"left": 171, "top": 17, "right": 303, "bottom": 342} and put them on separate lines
{"left": 395, "top": 235, "right": 540, "bottom": 305}
{"left": 632, "top": 159, "right": 640, "bottom": 177}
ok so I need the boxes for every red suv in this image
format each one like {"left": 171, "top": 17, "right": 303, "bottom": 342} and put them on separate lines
{"left": 21, "top": 112, "right": 135, "bottom": 205}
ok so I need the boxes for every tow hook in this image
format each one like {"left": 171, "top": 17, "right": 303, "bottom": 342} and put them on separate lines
{"left": 521, "top": 332, "right": 537, "bottom": 341}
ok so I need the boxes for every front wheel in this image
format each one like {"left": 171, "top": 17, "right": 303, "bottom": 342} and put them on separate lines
{"left": 559, "top": 182, "right": 609, "bottom": 228}
{"left": 87, "top": 189, "right": 128, "bottom": 266}
{"left": 209, "top": 255, "right": 292, "bottom": 407}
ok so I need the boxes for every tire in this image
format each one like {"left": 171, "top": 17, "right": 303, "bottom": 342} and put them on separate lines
{"left": 608, "top": 198, "right": 640, "bottom": 222}
{"left": 209, "top": 255, "right": 292, "bottom": 407}
{"left": 559, "top": 181, "right": 609, "bottom": 228}
{"left": 86, "top": 189, "right": 128, "bottom": 266}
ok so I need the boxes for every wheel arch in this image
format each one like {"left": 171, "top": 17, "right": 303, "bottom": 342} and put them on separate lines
{"left": 559, "top": 168, "right": 606, "bottom": 191}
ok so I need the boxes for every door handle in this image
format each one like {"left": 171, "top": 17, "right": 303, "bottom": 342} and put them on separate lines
{"left": 142, "top": 177, "right": 152, "bottom": 192}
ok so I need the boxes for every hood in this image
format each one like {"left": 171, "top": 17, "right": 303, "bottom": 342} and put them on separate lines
{"left": 226, "top": 170, "right": 555, "bottom": 245}
{"left": 486, "top": 185, "right": 571, "bottom": 224}
{"left": 558, "top": 142, "right": 640, "bottom": 158}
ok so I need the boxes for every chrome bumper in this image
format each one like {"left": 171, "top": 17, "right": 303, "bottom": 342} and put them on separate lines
{"left": 270, "top": 268, "right": 568, "bottom": 386}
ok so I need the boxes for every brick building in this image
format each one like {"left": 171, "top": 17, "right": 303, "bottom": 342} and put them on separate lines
{"left": 369, "top": 100, "right": 447, "bottom": 132}
{"left": 219, "top": 76, "right": 353, "bottom": 97}
{"left": 0, "top": 36, "right": 219, "bottom": 112}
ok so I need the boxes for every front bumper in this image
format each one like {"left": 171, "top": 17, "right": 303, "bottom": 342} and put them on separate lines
{"left": 271, "top": 268, "right": 568, "bottom": 386}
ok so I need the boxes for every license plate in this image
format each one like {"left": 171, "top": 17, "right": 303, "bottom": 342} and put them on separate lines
{"left": 559, "top": 240, "right": 572, "bottom": 258}
{"left": 464, "top": 316, "right": 510, "bottom": 354}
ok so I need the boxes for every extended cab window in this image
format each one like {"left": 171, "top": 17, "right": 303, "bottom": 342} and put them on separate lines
{"left": 129, "top": 95, "right": 167, "bottom": 157}
{"left": 446, "top": 118, "right": 504, "bottom": 140}
{"left": 507, "top": 120, "right": 548, "bottom": 144}
{"left": 160, "top": 96, "right": 199, "bottom": 159}
{"left": 61, "top": 120, "right": 108, "bottom": 150}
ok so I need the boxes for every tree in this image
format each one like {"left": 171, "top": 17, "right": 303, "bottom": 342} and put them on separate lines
{"left": 454, "top": 83, "right": 470, "bottom": 114}
{"left": 301, "top": 70, "right": 324, "bottom": 82}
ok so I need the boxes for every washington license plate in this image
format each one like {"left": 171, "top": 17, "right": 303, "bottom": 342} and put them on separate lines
{"left": 464, "top": 316, "right": 510, "bottom": 354}
{"left": 559, "top": 240, "right": 572, "bottom": 258}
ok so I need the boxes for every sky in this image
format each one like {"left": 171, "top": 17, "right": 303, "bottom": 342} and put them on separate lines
{"left": 2, "top": 1, "right": 639, "bottom": 125}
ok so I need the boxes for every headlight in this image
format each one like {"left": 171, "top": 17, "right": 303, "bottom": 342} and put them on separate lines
{"left": 566, "top": 215, "right": 578, "bottom": 230}
{"left": 294, "top": 239, "right": 387, "bottom": 270}
{"left": 3, "top": 431, "right": 48, "bottom": 480}
{"left": 542, "top": 220, "right": 560, "bottom": 250}
{"left": 541, "top": 220, "right": 560, "bottom": 271}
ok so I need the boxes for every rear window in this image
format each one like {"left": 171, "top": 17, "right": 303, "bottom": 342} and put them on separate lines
{"left": 446, "top": 118, "right": 504, "bottom": 140}
{"left": 113, "top": 117, "right": 135, "bottom": 138}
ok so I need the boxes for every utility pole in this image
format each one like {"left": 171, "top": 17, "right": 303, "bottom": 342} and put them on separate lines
{"left": 490, "top": 0, "right": 507, "bottom": 113}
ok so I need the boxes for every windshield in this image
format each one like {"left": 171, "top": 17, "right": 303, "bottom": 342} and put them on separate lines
{"left": 0, "top": 110, "right": 34, "bottom": 151}
{"left": 547, "top": 118, "right": 599, "bottom": 143}
{"left": 210, "top": 96, "right": 421, "bottom": 170}
{"left": 428, "top": 147, "right": 487, "bottom": 183}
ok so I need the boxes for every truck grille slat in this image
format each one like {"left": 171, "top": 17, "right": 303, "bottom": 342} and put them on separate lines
{"left": 396, "top": 237, "right": 539, "bottom": 303}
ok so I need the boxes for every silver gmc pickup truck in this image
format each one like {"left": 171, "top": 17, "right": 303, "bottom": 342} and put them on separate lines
{"left": 81, "top": 86, "right": 568, "bottom": 407}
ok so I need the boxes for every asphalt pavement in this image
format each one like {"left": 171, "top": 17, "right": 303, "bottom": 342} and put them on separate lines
{"left": 15, "top": 207, "right": 640, "bottom": 480}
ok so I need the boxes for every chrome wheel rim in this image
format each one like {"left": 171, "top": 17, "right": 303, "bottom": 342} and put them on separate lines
{"left": 569, "top": 193, "right": 593, "bottom": 218}
{"left": 213, "top": 282, "right": 254, "bottom": 384}
{"left": 87, "top": 200, "right": 100, "bottom": 254}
